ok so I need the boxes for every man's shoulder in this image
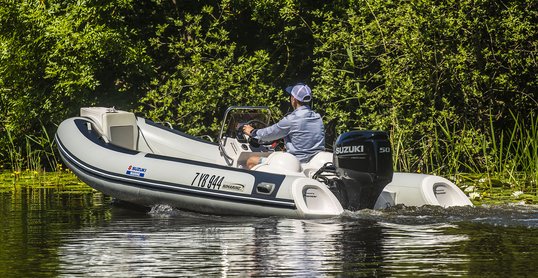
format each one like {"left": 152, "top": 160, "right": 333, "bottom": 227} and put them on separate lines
{"left": 298, "top": 106, "right": 321, "bottom": 118}
{"left": 282, "top": 106, "right": 321, "bottom": 122}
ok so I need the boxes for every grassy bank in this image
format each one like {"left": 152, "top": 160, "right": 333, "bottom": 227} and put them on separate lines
{"left": 454, "top": 173, "right": 537, "bottom": 206}
{"left": 1, "top": 169, "right": 536, "bottom": 206}
{"left": 0, "top": 169, "right": 94, "bottom": 194}
{"left": 392, "top": 111, "right": 537, "bottom": 205}
{"left": 1, "top": 110, "right": 536, "bottom": 205}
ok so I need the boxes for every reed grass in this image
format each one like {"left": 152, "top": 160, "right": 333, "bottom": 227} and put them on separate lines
{"left": 480, "top": 111, "right": 538, "bottom": 190}
{"left": 0, "top": 170, "right": 92, "bottom": 193}
{"left": 1, "top": 111, "right": 536, "bottom": 203}
{"left": 391, "top": 110, "right": 538, "bottom": 203}
{"left": 6, "top": 129, "right": 24, "bottom": 174}
{"left": 4, "top": 122, "right": 61, "bottom": 181}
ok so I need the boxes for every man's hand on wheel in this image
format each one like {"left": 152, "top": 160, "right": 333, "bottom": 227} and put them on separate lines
{"left": 242, "top": 124, "right": 254, "bottom": 136}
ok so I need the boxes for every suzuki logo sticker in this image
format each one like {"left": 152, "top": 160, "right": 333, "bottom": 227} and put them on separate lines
{"left": 335, "top": 145, "right": 364, "bottom": 155}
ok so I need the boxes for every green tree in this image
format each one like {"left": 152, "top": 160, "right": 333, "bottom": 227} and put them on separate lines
{"left": 0, "top": 0, "right": 536, "bottom": 179}
{"left": 310, "top": 0, "right": 537, "bottom": 171}
{"left": 0, "top": 0, "right": 155, "bottom": 169}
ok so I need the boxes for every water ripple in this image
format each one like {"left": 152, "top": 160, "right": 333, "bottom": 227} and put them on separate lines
{"left": 51, "top": 203, "right": 538, "bottom": 277}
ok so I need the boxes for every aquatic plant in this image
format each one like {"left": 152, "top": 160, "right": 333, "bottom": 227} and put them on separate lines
{"left": 0, "top": 170, "right": 94, "bottom": 193}
{"left": 4, "top": 122, "right": 60, "bottom": 174}
{"left": 6, "top": 129, "right": 23, "bottom": 174}
{"left": 391, "top": 109, "right": 537, "bottom": 201}
{"left": 481, "top": 111, "right": 537, "bottom": 190}
{"left": 0, "top": 0, "right": 536, "bottom": 205}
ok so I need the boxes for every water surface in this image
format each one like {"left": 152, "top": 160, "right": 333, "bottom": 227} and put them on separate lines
{"left": 1, "top": 188, "right": 537, "bottom": 277}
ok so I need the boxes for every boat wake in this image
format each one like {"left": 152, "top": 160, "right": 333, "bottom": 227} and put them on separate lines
{"left": 146, "top": 202, "right": 538, "bottom": 228}
{"left": 343, "top": 203, "right": 538, "bottom": 228}
{"left": 148, "top": 204, "right": 180, "bottom": 218}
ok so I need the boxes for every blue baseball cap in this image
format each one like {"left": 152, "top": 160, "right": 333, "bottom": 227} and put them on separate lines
{"left": 285, "top": 83, "right": 312, "bottom": 102}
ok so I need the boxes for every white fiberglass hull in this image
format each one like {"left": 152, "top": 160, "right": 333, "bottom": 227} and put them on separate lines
{"left": 56, "top": 107, "right": 472, "bottom": 219}
{"left": 56, "top": 116, "right": 344, "bottom": 218}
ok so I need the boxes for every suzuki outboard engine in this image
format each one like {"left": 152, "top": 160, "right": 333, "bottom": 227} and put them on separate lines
{"left": 331, "top": 131, "right": 393, "bottom": 210}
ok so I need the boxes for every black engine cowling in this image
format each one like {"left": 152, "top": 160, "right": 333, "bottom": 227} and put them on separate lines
{"left": 331, "top": 130, "right": 393, "bottom": 210}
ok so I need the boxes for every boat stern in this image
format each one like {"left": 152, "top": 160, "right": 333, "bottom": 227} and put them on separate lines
{"left": 374, "top": 173, "right": 473, "bottom": 209}
{"left": 291, "top": 178, "right": 344, "bottom": 218}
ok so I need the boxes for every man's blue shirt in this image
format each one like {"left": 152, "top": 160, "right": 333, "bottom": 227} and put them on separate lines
{"left": 252, "top": 106, "right": 325, "bottom": 162}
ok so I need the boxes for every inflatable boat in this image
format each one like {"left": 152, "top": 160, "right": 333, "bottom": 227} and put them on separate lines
{"left": 55, "top": 106, "right": 472, "bottom": 218}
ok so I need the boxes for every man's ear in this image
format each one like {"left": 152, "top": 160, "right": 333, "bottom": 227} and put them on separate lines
{"left": 290, "top": 97, "right": 298, "bottom": 108}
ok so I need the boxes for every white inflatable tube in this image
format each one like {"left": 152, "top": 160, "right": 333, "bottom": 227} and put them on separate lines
{"left": 374, "top": 173, "right": 473, "bottom": 209}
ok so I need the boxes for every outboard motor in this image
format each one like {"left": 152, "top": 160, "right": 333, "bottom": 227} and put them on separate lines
{"left": 331, "top": 131, "right": 393, "bottom": 210}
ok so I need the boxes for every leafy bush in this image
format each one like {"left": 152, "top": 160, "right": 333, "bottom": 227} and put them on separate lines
{"left": 138, "top": 5, "right": 278, "bottom": 136}
{"left": 0, "top": 0, "right": 155, "bottom": 169}
{"left": 0, "top": 0, "right": 536, "bottom": 184}
{"left": 310, "top": 0, "right": 537, "bottom": 173}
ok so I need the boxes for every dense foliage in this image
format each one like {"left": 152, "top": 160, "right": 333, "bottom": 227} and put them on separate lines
{"left": 0, "top": 0, "right": 536, "bottom": 185}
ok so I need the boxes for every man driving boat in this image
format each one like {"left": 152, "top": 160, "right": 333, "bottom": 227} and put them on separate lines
{"left": 242, "top": 83, "right": 325, "bottom": 169}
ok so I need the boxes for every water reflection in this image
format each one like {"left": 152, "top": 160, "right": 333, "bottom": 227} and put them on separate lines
{"left": 380, "top": 223, "right": 470, "bottom": 276}
{"left": 1, "top": 189, "right": 538, "bottom": 277}
{"left": 58, "top": 209, "right": 351, "bottom": 277}
{"left": 54, "top": 206, "right": 486, "bottom": 277}
{"left": 0, "top": 188, "right": 110, "bottom": 278}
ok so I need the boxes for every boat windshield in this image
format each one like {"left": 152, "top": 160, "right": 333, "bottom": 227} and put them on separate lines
{"left": 221, "top": 107, "right": 272, "bottom": 139}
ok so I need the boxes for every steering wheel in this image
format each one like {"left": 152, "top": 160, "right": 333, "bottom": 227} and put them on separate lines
{"left": 236, "top": 119, "right": 268, "bottom": 146}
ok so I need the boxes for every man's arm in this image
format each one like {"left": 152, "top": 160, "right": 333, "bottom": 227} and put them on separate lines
{"left": 243, "top": 117, "right": 291, "bottom": 142}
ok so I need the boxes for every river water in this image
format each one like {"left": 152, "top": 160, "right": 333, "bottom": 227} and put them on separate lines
{"left": 1, "top": 188, "right": 537, "bottom": 277}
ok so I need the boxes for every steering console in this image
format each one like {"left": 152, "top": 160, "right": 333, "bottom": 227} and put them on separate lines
{"left": 236, "top": 119, "right": 269, "bottom": 147}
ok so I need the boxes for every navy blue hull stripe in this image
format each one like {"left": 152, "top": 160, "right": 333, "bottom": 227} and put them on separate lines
{"left": 73, "top": 118, "right": 287, "bottom": 199}
{"left": 56, "top": 131, "right": 296, "bottom": 210}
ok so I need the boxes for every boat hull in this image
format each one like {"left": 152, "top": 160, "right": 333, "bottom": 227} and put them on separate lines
{"left": 56, "top": 107, "right": 472, "bottom": 219}
{"left": 56, "top": 117, "right": 344, "bottom": 218}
